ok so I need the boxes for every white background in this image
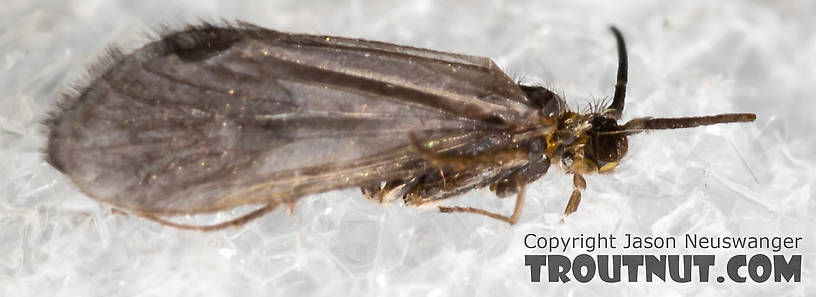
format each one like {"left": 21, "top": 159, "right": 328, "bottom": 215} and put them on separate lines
{"left": 1, "top": 0, "right": 813, "bottom": 296}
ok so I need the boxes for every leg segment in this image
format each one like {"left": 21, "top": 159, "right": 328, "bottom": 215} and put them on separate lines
{"left": 490, "top": 154, "right": 550, "bottom": 198}
{"left": 439, "top": 179, "right": 527, "bottom": 225}
{"left": 407, "top": 136, "right": 547, "bottom": 224}
{"left": 409, "top": 134, "right": 528, "bottom": 171}
{"left": 139, "top": 202, "right": 281, "bottom": 231}
{"left": 563, "top": 174, "right": 587, "bottom": 215}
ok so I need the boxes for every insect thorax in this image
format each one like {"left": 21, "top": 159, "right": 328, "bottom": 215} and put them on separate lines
{"left": 546, "top": 111, "right": 628, "bottom": 176}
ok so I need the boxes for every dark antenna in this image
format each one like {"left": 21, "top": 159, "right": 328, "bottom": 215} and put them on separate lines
{"left": 607, "top": 26, "right": 628, "bottom": 119}
{"left": 600, "top": 26, "right": 756, "bottom": 136}
{"left": 597, "top": 113, "right": 757, "bottom": 136}
{"left": 622, "top": 114, "right": 756, "bottom": 130}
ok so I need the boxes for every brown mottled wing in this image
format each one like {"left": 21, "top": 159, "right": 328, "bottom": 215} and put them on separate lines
{"left": 46, "top": 25, "right": 539, "bottom": 214}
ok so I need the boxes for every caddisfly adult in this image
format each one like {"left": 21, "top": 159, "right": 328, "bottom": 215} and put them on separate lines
{"left": 45, "top": 23, "right": 756, "bottom": 230}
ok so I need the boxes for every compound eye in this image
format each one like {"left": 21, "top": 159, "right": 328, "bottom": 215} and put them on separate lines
{"left": 594, "top": 134, "right": 628, "bottom": 163}
{"left": 587, "top": 116, "right": 628, "bottom": 172}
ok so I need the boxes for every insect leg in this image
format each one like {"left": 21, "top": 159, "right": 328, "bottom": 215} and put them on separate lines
{"left": 406, "top": 137, "right": 545, "bottom": 224}
{"left": 138, "top": 202, "right": 281, "bottom": 231}
{"left": 490, "top": 155, "right": 550, "bottom": 197}
{"left": 490, "top": 168, "right": 526, "bottom": 198}
{"left": 438, "top": 179, "right": 527, "bottom": 225}
{"left": 409, "top": 134, "right": 528, "bottom": 171}
{"left": 563, "top": 174, "right": 587, "bottom": 215}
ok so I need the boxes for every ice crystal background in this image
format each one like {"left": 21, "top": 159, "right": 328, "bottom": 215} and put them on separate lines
{"left": 1, "top": 0, "right": 814, "bottom": 296}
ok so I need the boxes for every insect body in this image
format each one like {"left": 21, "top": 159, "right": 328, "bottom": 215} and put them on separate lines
{"left": 45, "top": 23, "right": 755, "bottom": 230}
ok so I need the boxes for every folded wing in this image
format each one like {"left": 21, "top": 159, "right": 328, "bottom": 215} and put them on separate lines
{"left": 46, "top": 24, "right": 538, "bottom": 214}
